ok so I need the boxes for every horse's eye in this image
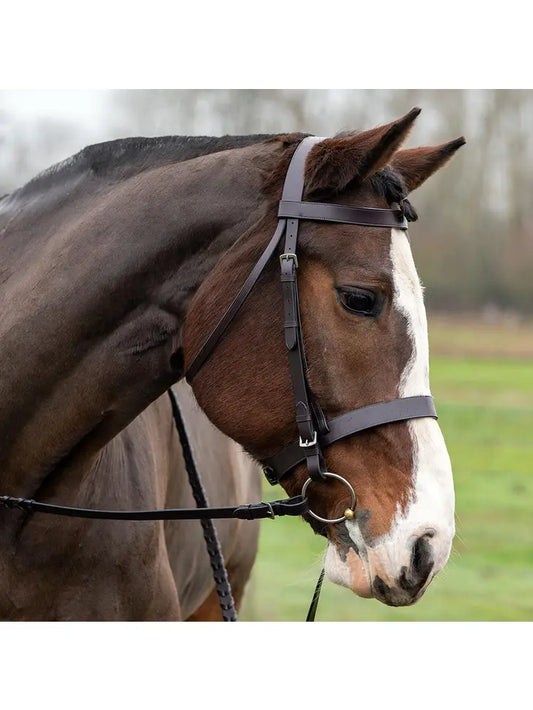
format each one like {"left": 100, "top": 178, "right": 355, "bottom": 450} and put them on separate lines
{"left": 336, "top": 287, "right": 380, "bottom": 317}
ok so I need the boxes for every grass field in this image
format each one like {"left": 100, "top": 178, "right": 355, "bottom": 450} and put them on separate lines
{"left": 240, "top": 314, "right": 533, "bottom": 621}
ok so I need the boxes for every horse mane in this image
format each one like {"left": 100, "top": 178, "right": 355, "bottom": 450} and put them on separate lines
{"left": 7, "top": 133, "right": 288, "bottom": 202}
{"left": 5, "top": 131, "right": 417, "bottom": 220}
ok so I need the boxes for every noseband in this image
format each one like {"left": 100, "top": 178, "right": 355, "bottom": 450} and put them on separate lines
{"left": 186, "top": 136, "right": 437, "bottom": 519}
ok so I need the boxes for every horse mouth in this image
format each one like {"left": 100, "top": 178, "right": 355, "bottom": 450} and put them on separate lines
{"left": 345, "top": 547, "right": 374, "bottom": 598}
{"left": 325, "top": 542, "right": 373, "bottom": 598}
{"left": 371, "top": 575, "right": 433, "bottom": 607}
{"left": 327, "top": 538, "right": 436, "bottom": 606}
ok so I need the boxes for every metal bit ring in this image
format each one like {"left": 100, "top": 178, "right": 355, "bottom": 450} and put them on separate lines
{"left": 301, "top": 472, "right": 356, "bottom": 524}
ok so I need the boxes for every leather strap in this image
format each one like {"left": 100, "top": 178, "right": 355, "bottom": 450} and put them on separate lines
{"left": 278, "top": 200, "right": 408, "bottom": 229}
{"left": 280, "top": 138, "right": 327, "bottom": 481}
{"left": 0, "top": 493, "right": 308, "bottom": 521}
{"left": 185, "top": 136, "right": 322, "bottom": 382}
{"left": 263, "top": 395, "right": 437, "bottom": 483}
{"left": 168, "top": 387, "right": 237, "bottom": 620}
{"left": 281, "top": 136, "right": 323, "bottom": 201}
{"left": 186, "top": 219, "right": 287, "bottom": 381}
{"left": 306, "top": 567, "right": 325, "bottom": 622}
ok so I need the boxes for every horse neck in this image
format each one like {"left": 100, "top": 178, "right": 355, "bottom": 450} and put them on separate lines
{"left": 0, "top": 141, "right": 273, "bottom": 500}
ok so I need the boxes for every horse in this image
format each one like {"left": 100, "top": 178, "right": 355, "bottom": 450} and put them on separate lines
{"left": 0, "top": 108, "right": 464, "bottom": 619}
{"left": 0, "top": 376, "right": 261, "bottom": 620}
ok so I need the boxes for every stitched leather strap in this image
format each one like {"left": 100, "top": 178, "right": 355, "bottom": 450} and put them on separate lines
{"left": 280, "top": 138, "right": 327, "bottom": 481}
{"left": 281, "top": 136, "right": 323, "bottom": 201}
{"left": 186, "top": 219, "right": 287, "bottom": 381}
{"left": 263, "top": 395, "right": 437, "bottom": 483}
{"left": 278, "top": 200, "right": 408, "bottom": 229}
{"left": 0, "top": 494, "right": 308, "bottom": 520}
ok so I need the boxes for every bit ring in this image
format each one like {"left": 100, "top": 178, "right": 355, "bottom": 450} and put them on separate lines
{"left": 301, "top": 472, "right": 356, "bottom": 524}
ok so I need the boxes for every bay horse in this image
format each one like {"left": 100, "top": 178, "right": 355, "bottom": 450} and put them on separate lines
{"left": 0, "top": 108, "right": 464, "bottom": 619}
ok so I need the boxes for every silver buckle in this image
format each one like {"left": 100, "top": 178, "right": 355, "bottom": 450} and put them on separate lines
{"left": 263, "top": 501, "right": 275, "bottom": 519}
{"left": 299, "top": 431, "right": 317, "bottom": 448}
{"left": 280, "top": 253, "right": 298, "bottom": 268}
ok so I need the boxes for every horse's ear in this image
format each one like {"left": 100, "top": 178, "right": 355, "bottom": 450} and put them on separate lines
{"left": 303, "top": 107, "right": 421, "bottom": 199}
{"left": 391, "top": 138, "right": 466, "bottom": 193}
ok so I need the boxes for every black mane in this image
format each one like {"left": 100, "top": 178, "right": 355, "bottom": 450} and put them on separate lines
{"left": 4, "top": 132, "right": 417, "bottom": 220}
{"left": 8, "top": 133, "right": 283, "bottom": 202}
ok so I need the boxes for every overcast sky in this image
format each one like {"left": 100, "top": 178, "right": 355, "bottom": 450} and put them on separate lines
{"left": 1, "top": 90, "right": 109, "bottom": 126}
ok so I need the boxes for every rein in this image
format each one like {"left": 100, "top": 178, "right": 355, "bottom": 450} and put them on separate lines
{"left": 0, "top": 489, "right": 305, "bottom": 521}
{"left": 0, "top": 136, "right": 438, "bottom": 622}
{"left": 0, "top": 390, "right": 306, "bottom": 625}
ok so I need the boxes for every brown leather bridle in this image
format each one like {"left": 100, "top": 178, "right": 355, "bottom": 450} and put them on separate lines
{"left": 0, "top": 136, "right": 439, "bottom": 622}
{"left": 186, "top": 136, "right": 437, "bottom": 509}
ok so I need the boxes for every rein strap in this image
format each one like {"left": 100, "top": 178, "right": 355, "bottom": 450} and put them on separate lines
{"left": 0, "top": 494, "right": 307, "bottom": 521}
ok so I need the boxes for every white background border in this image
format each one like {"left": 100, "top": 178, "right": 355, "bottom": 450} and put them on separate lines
{"left": 0, "top": 2, "right": 529, "bottom": 706}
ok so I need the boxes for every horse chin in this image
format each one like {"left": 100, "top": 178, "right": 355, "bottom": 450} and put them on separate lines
{"left": 324, "top": 542, "right": 373, "bottom": 599}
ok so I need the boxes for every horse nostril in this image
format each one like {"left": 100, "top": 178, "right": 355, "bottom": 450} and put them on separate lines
{"left": 411, "top": 533, "right": 435, "bottom": 584}
{"left": 397, "top": 534, "right": 435, "bottom": 595}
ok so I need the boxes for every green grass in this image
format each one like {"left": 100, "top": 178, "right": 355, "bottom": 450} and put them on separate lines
{"left": 240, "top": 350, "right": 533, "bottom": 621}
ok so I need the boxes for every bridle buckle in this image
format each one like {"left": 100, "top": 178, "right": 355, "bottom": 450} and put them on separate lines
{"left": 280, "top": 252, "right": 298, "bottom": 268}
{"left": 299, "top": 431, "right": 317, "bottom": 448}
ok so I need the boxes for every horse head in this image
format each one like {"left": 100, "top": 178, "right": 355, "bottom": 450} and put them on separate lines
{"left": 184, "top": 109, "right": 465, "bottom": 606}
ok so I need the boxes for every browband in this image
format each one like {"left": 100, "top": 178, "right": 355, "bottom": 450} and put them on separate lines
{"left": 278, "top": 200, "right": 408, "bottom": 229}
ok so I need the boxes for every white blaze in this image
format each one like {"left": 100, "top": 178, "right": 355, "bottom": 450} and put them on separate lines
{"left": 383, "top": 228, "right": 455, "bottom": 575}
{"left": 325, "top": 228, "right": 455, "bottom": 594}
